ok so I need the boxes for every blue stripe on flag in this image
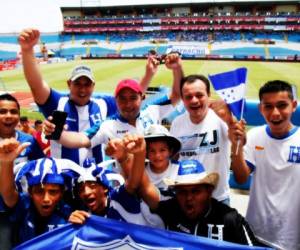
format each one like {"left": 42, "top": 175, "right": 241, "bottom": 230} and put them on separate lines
{"left": 209, "top": 67, "right": 247, "bottom": 90}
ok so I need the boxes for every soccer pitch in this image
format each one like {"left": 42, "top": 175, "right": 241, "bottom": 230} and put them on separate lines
{"left": 1, "top": 59, "right": 300, "bottom": 100}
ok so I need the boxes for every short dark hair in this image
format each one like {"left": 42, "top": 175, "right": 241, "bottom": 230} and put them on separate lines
{"left": 259, "top": 80, "right": 294, "bottom": 101}
{"left": 180, "top": 74, "right": 210, "bottom": 96}
{"left": 20, "top": 116, "right": 29, "bottom": 122}
{"left": 34, "top": 119, "right": 43, "bottom": 126}
{"left": 0, "top": 93, "right": 20, "bottom": 110}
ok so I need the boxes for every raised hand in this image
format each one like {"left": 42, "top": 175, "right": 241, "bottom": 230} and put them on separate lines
{"left": 105, "top": 138, "right": 127, "bottom": 161}
{"left": 228, "top": 119, "right": 247, "bottom": 147}
{"left": 209, "top": 99, "right": 235, "bottom": 125}
{"left": 165, "top": 52, "right": 182, "bottom": 71}
{"left": 68, "top": 210, "right": 90, "bottom": 225}
{"left": 18, "top": 28, "right": 40, "bottom": 51}
{"left": 122, "top": 134, "right": 146, "bottom": 155}
{"left": 0, "top": 138, "right": 30, "bottom": 163}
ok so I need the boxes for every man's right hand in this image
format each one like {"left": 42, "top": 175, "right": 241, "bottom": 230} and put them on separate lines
{"left": 0, "top": 138, "right": 30, "bottom": 163}
{"left": 18, "top": 28, "right": 40, "bottom": 51}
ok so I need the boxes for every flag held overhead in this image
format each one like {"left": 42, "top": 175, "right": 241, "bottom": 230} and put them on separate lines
{"left": 209, "top": 67, "right": 247, "bottom": 120}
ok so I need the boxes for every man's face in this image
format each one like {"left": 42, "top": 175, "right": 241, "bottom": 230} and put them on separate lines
{"left": 175, "top": 184, "right": 212, "bottom": 220}
{"left": 0, "top": 100, "right": 20, "bottom": 138}
{"left": 259, "top": 91, "right": 297, "bottom": 138}
{"left": 147, "top": 141, "right": 172, "bottom": 173}
{"left": 30, "top": 184, "right": 63, "bottom": 217}
{"left": 68, "top": 76, "right": 95, "bottom": 106}
{"left": 181, "top": 80, "right": 210, "bottom": 123}
{"left": 78, "top": 181, "right": 108, "bottom": 215}
{"left": 116, "top": 88, "right": 143, "bottom": 125}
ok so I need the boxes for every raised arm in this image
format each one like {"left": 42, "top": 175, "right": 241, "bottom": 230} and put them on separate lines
{"left": 228, "top": 120, "right": 251, "bottom": 184}
{"left": 18, "top": 28, "right": 51, "bottom": 105}
{"left": 0, "top": 138, "right": 29, "bottom": 207}
{"left": 119, "top": 134, "right": 146, "bottom": 194}
{"left": 123, "top": 134, "right": 160, "bottom": 209}
{"left": 139, "top": 55, "right": 159, "bottom": 94}
{"left": 165, "top": 52, "right": 184, "bottom": 106}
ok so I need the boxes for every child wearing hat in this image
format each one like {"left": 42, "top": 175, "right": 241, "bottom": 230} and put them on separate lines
{"left": 143, "top": 124, "right": 181, "bottom": 197}
{"left": 0, "top": 138, "right": 81, "bottom": 246}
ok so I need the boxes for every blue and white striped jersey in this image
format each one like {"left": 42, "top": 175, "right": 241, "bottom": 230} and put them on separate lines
{"left": 38, "top": 89, "right": 117, "bottom": 165}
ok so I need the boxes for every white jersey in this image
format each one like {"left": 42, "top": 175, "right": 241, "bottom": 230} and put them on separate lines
{"left": 170, "top": 109, "right": 230, "bottom": 201}
{"left": 145, "top": 161, "right": 178, "bottom": 193}
{"left": 86, "top": 103, "right": 174, "bottom": 148}
{"left": 245, "top": 125, "right": 300, "bottom": 250}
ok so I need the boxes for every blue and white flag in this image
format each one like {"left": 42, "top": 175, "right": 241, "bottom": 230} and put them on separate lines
{"left": 14, "top": 216, "right": 270, "bottom": 250}
{"left": 209, "top": 68, "right": 247, "bottom": 120}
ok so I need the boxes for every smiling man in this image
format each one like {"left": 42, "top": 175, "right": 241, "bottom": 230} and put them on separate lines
{"left": 18, "top": 28, "right": 157, "bottom": 165}
{"left": 229, "top": 80, "right": 300, "bottom": 250}
{"left": 170, "top": 75, "right": 232, "bottom": 204}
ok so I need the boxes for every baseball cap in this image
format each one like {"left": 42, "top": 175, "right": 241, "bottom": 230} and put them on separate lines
{"left": 144, "top": 124, "right": 181, "bottom": 157}
{"left": 114, "top": 79, "right": 142, "bottom": 97}
{"left": 69, "top": 65, "right": 95, "bottom": 82}
{"left": 164, "top": 159, "right": 219, "bottom": 188}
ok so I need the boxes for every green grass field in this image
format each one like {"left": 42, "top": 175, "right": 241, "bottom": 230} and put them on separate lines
{"left": 0, "top": 59, "right": 299, "bottom": 120}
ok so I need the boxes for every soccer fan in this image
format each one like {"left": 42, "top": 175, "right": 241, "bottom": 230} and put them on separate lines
{"left": 115, "top": 134, "right": 261, "bottom": 246}
{"left": 18, "top": 28, "right": 163, "bottom": 165}
{"left": 0, "top": 93, "right": 45, "bottom": 250}
{"left": 19, "top": 116, "right": 36, "bottom": 136}
{"left": 229, "top": 80, "right": 300, "bottom": 250}
{"left": 143, "top": 124, "right": 181, "bottom": 196}
{"left": 0, "top": 138, "right": 81, "bottom": 246}
{"left": 170, "top": 75, "right": 233, "bottom": 204}
{"left": 33, "top": 119, "right": 50, "bottom": 156}
{"left": 68, "top": 134, "right": 157, "bottom": 227}
{"left": 43, "top": 64, "right": 182, "bottom": 152}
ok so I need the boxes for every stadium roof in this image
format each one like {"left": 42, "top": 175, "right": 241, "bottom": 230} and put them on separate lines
{"left": 60, "top": 0, "right": 300, "bottom": 8}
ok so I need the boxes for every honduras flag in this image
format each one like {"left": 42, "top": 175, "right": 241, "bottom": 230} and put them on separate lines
{"left": 209, "top": 68, "right": 247, "bottom": 120}
{"left": 14, "top": 216, "right": 271, "bottom": 250}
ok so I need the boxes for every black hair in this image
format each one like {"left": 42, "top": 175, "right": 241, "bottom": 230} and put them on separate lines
{"left": 20, "top": 116, "right": 29, "bottom": 122}
{"left": 0, "top": 93, "right": 20, "bottom": 110}
{"left": 259, "top": 80, "right": 294, "bottom": 101}
{"left": 180, "top": 74, "right": 210, "bottom": 97}
{"left": 34, "top": 119, "right": 43, "bottom": 126}
{"left": 146, "top": 137, "right": 173, "bottom": 152}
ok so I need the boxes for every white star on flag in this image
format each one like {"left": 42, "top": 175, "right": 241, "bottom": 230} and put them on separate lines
{"left": 216, "top": 83, "right": 246, "bottom": 104}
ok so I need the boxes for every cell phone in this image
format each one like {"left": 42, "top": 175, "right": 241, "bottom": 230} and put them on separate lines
{"left": 45, "top": 110, "right": 67, "bottom": 140}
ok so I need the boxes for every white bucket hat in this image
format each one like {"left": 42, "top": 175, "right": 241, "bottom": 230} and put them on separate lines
{"left": 144, "top": 124, "right": 181, "bottom": 157}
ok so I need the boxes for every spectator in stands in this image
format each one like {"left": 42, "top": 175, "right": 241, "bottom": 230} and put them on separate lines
{"left": 33, "top": 119, "right": 50, "bottom": 156}
{"left": 43, "top": 53, "right": 183, "bottom": 153}
{"left": 0, "top": 93, "right": 45, "bottom": 250}
{"left": 170, "top": 75, "right": 233, "bottom": 204}
{"left": 18, "top": 28, "right": 158, "bottom": 166}
{"left": 229, "top": 80, "right": 300, "bottom": 250}
{"left": 68, "top": 134, "right": 160, "bottom": 227}
{"left": 116, "top": 134, "right": 261, "bottom": 246}
{"left": 19, "top": 116, "right": 36, "bottom": 136}
{"left": 0, "top": 138, "right": 81, "bottom": 246}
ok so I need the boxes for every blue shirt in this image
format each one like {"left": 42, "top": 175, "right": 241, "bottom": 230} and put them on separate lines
{"left": 5, "top": 193, "right": 72, "bottom": 245}
{"left": 38, "top": 89, "right": 117, "bottom": 165}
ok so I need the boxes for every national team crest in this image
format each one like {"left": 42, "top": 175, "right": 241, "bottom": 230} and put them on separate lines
{"left": 72, "top": 235, "right": 182, "bottom": 250}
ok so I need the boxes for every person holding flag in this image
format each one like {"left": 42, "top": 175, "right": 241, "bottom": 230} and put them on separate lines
{"left": 229, "top": 80, "right": 300, "bottom": 250}
{"left": 170, "top": 73, "right": 236, "bottom": 204}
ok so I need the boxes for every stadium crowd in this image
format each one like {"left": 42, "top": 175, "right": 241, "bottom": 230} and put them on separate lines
{"left": 0, "top": 28, "right": 299, "bottom": 250}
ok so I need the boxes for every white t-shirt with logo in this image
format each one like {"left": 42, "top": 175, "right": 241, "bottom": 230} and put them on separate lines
{"left": 170, "top": 109, "right": 230, "bottom": 201}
